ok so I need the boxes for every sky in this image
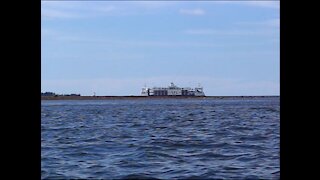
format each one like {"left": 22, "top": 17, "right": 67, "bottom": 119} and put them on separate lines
{"left": 41, "top": 1, "right": 280, "bottom": 96}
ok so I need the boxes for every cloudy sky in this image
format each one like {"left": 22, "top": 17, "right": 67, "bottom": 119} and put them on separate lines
{"left": 41, "top": 1, "right": 280, "bottom": 96}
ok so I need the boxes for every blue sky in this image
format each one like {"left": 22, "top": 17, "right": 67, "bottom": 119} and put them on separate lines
{"left": 41, "top": 1, "right": 280, "bottom": 96}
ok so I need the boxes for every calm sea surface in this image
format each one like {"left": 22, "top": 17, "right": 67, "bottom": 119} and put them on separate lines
{"left": 41, "top": 98, "right": 280, "bottom": 179}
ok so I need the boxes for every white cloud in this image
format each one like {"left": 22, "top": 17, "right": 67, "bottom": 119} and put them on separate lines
{"left": 41, "top": 1, "right": 176, "bottom": 19}
{"left": 237, "top": 18, "right": 280, "bottom": 28}
{"left": 134, "top": 1, "right": 176, "bottom": 8}
{"left": 215, "top": 1, "right": 279, "bottom": 9}
{"left": 179, "top": 8, "right": 205, "bottom": 16}
{"left": 41, "top": 9, "right": 80, "bottom": 19}
{"left": 41, "top": 28, "right": 222, "bottom": 48}
{"left": 184, "top": 29, "right": 277, "bottom": 36}
{"left": 243, "top": 1, "right": 280, "bottom": 9}
{"left": 41, "top": 1, "right": 118, "bottom": 19}
{"left": 41, "top": 1, "right": 89, "bottom": 19}
{"left": 41, "top": 1, "right": 279, "bottom": 20}
{"left": 94, "top": 6, "right": 116, "bottom": 13}
{"left": 185, "top": 29, "right": 217, "bottom": 35}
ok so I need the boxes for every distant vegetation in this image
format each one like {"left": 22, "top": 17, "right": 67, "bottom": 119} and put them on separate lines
{"left": 41, "top": 92, "right": 81, "bottom": 96}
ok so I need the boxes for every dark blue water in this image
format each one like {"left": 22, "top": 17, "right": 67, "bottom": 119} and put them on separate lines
{"left": 41, "top": 98, "right": 280, "bottom": 179}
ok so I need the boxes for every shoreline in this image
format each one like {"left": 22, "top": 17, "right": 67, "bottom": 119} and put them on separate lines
{"left": 41, "top": 95, "right": 279, "bottom": 100}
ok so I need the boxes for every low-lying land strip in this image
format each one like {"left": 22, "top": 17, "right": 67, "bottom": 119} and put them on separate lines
{"left": 41, "top": 95, "right": 279, "bottom": 100}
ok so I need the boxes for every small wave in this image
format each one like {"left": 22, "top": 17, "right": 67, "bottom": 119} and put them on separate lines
{"left": 42, "top": 99, "right": 279, "bottom": 179}
{"left": 120, "top": 174, "right": 161, "bottom": 180}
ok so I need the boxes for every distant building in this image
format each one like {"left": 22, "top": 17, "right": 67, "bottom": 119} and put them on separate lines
{"left": 41, "top": 92, "right": 81, "bottom": 96}
{"left": 41, "top": 92, "right": 55, "bottom": 96}
{"left": 68, "top": 94, "right": 81, "bottom": 96}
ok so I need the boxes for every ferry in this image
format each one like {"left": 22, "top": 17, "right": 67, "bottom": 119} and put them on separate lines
{"left": 141, "top": 82, "right": 205, "bottom": 96}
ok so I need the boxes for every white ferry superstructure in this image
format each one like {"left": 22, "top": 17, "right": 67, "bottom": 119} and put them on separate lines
{"left": 141, "top": 82, "right": 205, "bottom": 97}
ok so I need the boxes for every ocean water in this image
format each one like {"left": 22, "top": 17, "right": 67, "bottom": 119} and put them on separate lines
{"left": 41, "top": 97, "right": 280, "bottom": 179}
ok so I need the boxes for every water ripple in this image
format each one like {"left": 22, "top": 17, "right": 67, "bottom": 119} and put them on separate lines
{"left": 42, "top": 97, "right": 279, "bottom": 179}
